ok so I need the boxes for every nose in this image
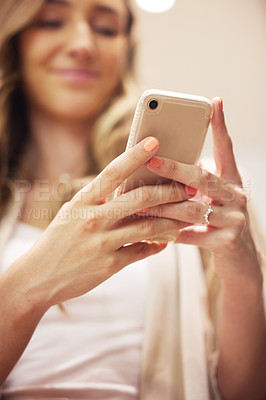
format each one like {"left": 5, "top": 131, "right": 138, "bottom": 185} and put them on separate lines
{"left": 67, "top": 21, "right": 96, "bottom": 60}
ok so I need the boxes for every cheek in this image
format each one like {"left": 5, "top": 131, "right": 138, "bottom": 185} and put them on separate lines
{"left": 19, "top": 30, "right": 61, "bottom": 86}
{"left": 19, "top": 32, "right": 62, "bottom": 105}
{"left": 101, "top": 40, "right": 128, "bottom": 79}
{"left": 20, "top": 31, "right": 45, "bottom": 69}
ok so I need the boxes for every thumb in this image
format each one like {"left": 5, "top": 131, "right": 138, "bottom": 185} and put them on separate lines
{"left": 211, "top": 97, "right": 242, "bottom": 186}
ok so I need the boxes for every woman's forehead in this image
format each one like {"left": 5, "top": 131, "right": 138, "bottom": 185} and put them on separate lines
{"left": 44, "top": 0, "right": 128, "bottom": 16}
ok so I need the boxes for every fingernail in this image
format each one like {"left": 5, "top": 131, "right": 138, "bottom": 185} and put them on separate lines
{"left": 138, "top": 208, "right": 149, "bottom": 214}
{"left": 156, "top": 242, "right": 168, "bottom": 249}
{"left": 219, "top": 97, "right": 223, "bottom": 111}
{"left": 185, "top": 186, "right": 197, "bottom": 197}
{"left": 144, "top": 137, "right": 159, "bottom": 152}
{"left": 97, "top": 197, "right": 107, "bottom": 205}
{"left": 150, "top": 241, "right": 168, "bottom": 248}
{"left": 149, "top": 157, "right": 162, "bottom": 168}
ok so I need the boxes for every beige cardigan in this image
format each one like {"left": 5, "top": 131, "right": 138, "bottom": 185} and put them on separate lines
{"left": 0, "top": 196, "right": 220, "bottom": 400}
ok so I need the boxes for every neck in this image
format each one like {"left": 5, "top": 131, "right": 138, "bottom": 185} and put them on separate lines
{"left": 26, "top": 108, "right": 95, "bottom": 183}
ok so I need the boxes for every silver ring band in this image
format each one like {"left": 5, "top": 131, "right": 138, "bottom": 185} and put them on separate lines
{"left": 203, "top": 203, "right": 214, "bottom": 225}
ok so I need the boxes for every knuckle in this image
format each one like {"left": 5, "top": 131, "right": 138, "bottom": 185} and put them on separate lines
{"left": 83, "top": 209, "right": 103, "bottom": 233}
{"left": 80, "top": 235, "right": 103, "bottom": 258}
{"left": 139, "top": 241, "right": 161, "bottom": 257}
{"left": 232, "top": 211, "right": 246, "bottom": 230}
{"left": 141, "top": 220, "right": 157, "bottom": 237}
{"left": 169, "top": 182, "right": 184, "bottom": 200}
{"left": 89, "top": 235, "right": 102, "bottom": 251}
{"left": 138, "top": 242, "right": 152, "bottom": 257}
{"left": 194, "top": 165, "right": 203, "bottom": 183}
{"left": 165, "top": 161, "right": 178, "bottom": 179}
{"left": 128, "top": 147, "right": 142, "bottom": 163}
{"left": 186, "top": 202, "right": 202, "bottom": 220}
{"left": 199, "top": 168, "right": 212, "bottom": 186}
{"left": 99, "top": 235, "right": 114, "bottom": 250}
{"left": 104, "top": 254, "right": 117, "bottom": 272}
{"left": 104, "top": 162, "right": 120, "bottom": 182}
{"left": 85, "top": 217, "right": 100, "bottom": 232}
{"left": 96, "top": 253, "right": 118, "bottom": 277}
{"left": 89, "top": 235, "right": 113, "bottom": 257}
{"left": 223, "top": 230, "right": 241, "bottom": 251}
{"left": 135, "top": 186, "right": 150, "bottom": 204}
{"left": 237, "top": 188, "right": 248, "bottom": 207}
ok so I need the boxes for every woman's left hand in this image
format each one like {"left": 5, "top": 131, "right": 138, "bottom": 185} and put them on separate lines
{"left": 143, "top": 97, "right": 262, "bottom": 286}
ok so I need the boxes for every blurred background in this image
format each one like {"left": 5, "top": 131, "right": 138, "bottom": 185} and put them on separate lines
{"left": 131, "top": 0, "right": 266, "bottom": 236}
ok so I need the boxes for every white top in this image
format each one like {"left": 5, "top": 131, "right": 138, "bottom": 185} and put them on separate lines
{"left": 1, "top": 223, "right": 150, "bottom": 400}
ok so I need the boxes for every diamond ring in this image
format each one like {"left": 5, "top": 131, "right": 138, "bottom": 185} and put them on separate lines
{"left": 203, "top": 202, "right": 214, "bottom": 225}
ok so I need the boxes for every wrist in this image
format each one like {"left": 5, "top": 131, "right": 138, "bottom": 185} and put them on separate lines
{"left": 2, "top": 255, "right": 50, "bottom": 321}
{"left": 213, "top": 245, "right": 262, "bottom": 287}
{"left": 221, "top": 270, "right": 263, "bottom": 312}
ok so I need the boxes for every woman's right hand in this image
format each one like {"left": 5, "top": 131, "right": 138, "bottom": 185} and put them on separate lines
{"left": 0, "top": 136, "right": 191, "bottom": 384}
{"left": 11, "top": 137, "right": 190, "bottom": 310}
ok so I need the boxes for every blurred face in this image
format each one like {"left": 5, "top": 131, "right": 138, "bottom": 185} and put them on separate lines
{"left": 18, "top": 0, "right": 130, "bottom": 121}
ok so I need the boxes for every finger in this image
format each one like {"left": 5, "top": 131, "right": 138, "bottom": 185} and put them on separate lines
{"left": 117, "top": 241, "right": 168, "bottom": 268}
{"left": 175, "top": 225, "right": 221, "bottom": 250}
{"left": 123, "top": 214, "right": 191, "bottom": 230}
{"left": 145, "top": 157, "right": 235, "bottom": 203}
{"left": 136, "top": 201, "right": 237, "bottom": 228}
{"left": 175, "top": 224, "right": 245, "bottom": 257}
{"left": 112, "top": 217, "right": 186, "bottom": 247}
{"left": 74, "top": 137, "right": 160, "bottom": 205}
{"left": 102, "top": 181, "right": 189, "bottom": 223}
{"left": 211, "top": 97, "right": 242, "bottom": 185}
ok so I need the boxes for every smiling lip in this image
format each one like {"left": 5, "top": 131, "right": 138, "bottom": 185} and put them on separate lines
{"left": 54, "top": 68, "right": 100, "bottom": 83}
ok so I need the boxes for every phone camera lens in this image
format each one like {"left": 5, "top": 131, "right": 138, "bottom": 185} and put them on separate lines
{"left": 148, "top": 99, "right": 158, "bottom": 110}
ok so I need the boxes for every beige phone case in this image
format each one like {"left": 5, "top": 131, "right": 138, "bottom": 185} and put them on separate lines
{"left": 115, "top": 89, "right": 212, "bottom": 242}
{"left": 118, "top": 89, "right": 212, "bottom": 195}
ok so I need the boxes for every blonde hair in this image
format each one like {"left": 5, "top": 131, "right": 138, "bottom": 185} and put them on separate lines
{"left": 0, "top": 0, "right": 139, "bottom": 218}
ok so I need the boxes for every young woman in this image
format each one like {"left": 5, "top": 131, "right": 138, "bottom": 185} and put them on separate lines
{"left": 0, "top": 0, "right": 265, "bottom": 399}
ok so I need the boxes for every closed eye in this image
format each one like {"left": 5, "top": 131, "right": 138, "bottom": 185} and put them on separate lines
{"left": 93, "top": 26, "right": 119, "bottom": 37}
{"left": 35, "top": 20, "right": 64, "bottom": 29}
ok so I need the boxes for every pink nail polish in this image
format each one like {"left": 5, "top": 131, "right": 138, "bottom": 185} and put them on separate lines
{"left": 144, "top": 137, "right": 159, "bottom": 152}
{"left": 219, "top": 97, "right": 223, "bottom": 111}
{"left": 185, "top": 186, "right": 197, "bottom": 197}
{"left": 138, "top": 208, "right": 149, "bottom": 214}
{"left": 149, "top": 157, "right": 162, "bottom": 168}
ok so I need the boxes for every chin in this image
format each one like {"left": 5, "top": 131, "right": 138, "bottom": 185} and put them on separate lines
{"left": 53, "top": 106, "right": 98, "bottom": 121}
{"left": 41, "top": 95, "right": 103, "bottom": 121}
{"left": 32, "top": 85, "right": 115, "bottom": 121}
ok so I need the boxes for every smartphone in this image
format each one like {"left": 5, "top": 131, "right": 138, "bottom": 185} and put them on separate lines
{"left": 117, "top": 89, "right": 212, "bottom": 196}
